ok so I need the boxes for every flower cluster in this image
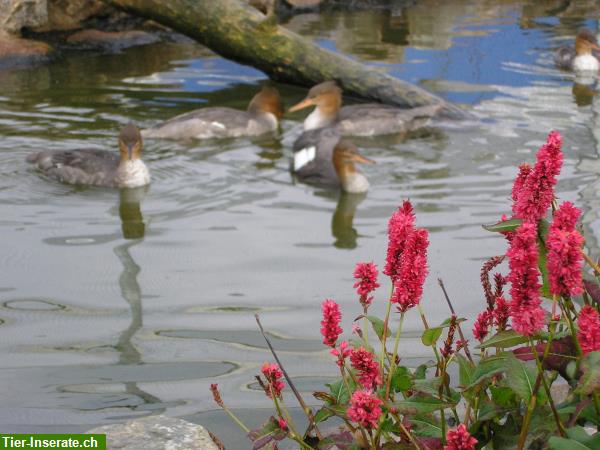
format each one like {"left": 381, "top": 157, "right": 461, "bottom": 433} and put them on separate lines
{"left": 507, "top": 222, "right": 546, "bottom": 336}
{"left": 391, "top": 228, "right": 429, "bottom": 312}
{"left": 321, "top": 299, "right": 343, "bottom": 347}
{"left": 353, "top": 262, "right": 379, "bottom": 309}
{"left": 511, "top": 131, "right": 563, "bottom": 222}
{"left": 577, "top": 305, "right": 600, "bottom": 355}
{"left": 384, "top": 201, "right": 416, "bottom": 280}
{"left": 261, "top": 363, "right": 285, "bottom": 399}
{"left": 330, "top": 341, "right": 351, "bottom": 367}
{"left": 547, "top": 202, "right": 584, "bottom": 297}
{"left": 444, "top": 424, "right": 478, "bottom": 450}
{"left": 347, "top": 390, "right": 383, "bottom": 429}
{"left": 473, "top": 309, "right": 493, "bottom": 342}
{"left": 350, "top": 347, "right": 381, "bottom": 389}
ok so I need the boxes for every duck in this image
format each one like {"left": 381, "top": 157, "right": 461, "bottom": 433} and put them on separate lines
{"left": 288, "top": 81, "right": 441, "bottom": 137}
{"left": 555, "top": 28, "right": 600, "bottom": 73}
{"left": 292, "top": 128, "right": 374, "bottom": 193}
{"left": 142, "top": 86, "right": 283, "bottom": 140}
{"left": 26, "top": 124, "right": 150, "bottom": 188}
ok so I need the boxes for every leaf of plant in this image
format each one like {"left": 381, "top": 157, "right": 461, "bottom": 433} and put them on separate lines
{"left": 464, "top": 355, "right": 507, "bottom": 390}
{"left": 505, "top": 354, "right": 546, "bottom": 404}
{"left": 365, "top": 315, "right": 385, "bottom": 341}
{"left": 414, "top": 364, "right": 428, "bottom": 380}
{"left": 513, "top": 337, "right": 577, "bottom": 381}
{"left": 422, "top": 327, "right": 443, "bottom": 346}
{"left": 413, "top": 376, "right": 443, "bottom": 397}
{"left": 537, "top": 235, "right": 552, "bottom": 298}
{"left": 477, "top": 400, "right": 504, "bottom": 421}
{"left": 248, "top": 416, "right": 286, "bottom": 450}
{"left": 583, "top": 278, "right": 600, "bottom": 305}
{"left": 565, "top": 426, "right": 600, "bottom": 448}
{"left": 317, "top": 430, "right": 353, "bottom": 450}
{"left": 575, "top": 351, "right": 600, "bottom": 396}
{"left": 313, "top": 407, "right": 334, "bottom": 424}
{"left": 548, "top": 437, "right": 593, "bottom": 450}
{"left": 326, "top": 378, "right": 349, "bottom": 405}
{"left": 455, "top": 354, "right": 475, "bottom": 388}
{"left": 410, "top": 418, "right": 443, "bottom": 438}
{"left": 391, "top": 366, "right": 412, "bottom": 393}
{"left": 479, "top": 330, "right": 529, "bottom": 349}
{"left": 392, "top": 396, "right": 457, "bottom": 414}
{"left": 490, "top": 385, "right": 517, "bottom": 408}
{"left": 483, "top": 217, "right": 522, "bottom": 233}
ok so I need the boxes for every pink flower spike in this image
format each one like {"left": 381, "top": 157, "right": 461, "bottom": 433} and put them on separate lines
{"left": 347, "top": 390, "right": 383, "bottom": 429}
{"left": 261, "top": 363, "right": 285, "bottom": 399}
{"left": 512, "top": 131, "right": 563, "bottom": 222}
{"left": 391, "top": 228, "right": 429, "bottom": 313}
{"left": 350, "top": 347, "right": 382, "bottom": 389}
{"left": 277, "top": 417, "right": 288, "bottom": 430}
{"left": 384, "top": 201, "right": 416, "bottom": 281}
{"left": 353, "top": 262, "right": 380, "bottom": 309}
{"left": 493, "top": 296, "right": 510, "bottom": 330}
{"left": 577, "top": 305, "right": 600, "bottom": 355}
{"left": 321, "top": 299, "right": 343, "bottom": 347}
{"left": 547, "top": 202, "right": 584, "bottom": 297}
{"left": 330, "top": 341, "right": 351, "bottom": 367}
{"left": 444, "top": 424, "right": 478, "bottom": 450}
{"left": 473, "top": 310, "right": 492, "bottom": 342}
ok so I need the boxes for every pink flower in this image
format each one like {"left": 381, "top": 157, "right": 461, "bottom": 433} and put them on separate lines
{"left": 321, "top": 299, "right": 343, "bottom": 347}
{"left": 353, "top": 262, "right": 380, "bottom": 309}
{"left": 444, "top": 424, "right": 478, "bottom": 450}
{"left": 261, "top": 363, "right": 285, "bottom": 399}
{"left": 384, "top": 201, "right": 416, "bottom": 281}
{"left": 347, "top": 390, "right": 383, "bottom": 429}
{"left": 473, "top": 309, "right": 493, "bottom": 341}
{"left": 493, "top": 296, "right": 510, "bottom": 330}
{"left": 547, "top": 202, "right": 584, "bottom": 297}
{"left": 277, "top": 417, "right": 288, "bottom": 430}
{"left": 350, "top": 347, "right": 382, "bottom": 388}
{"left": 577, "top": 305, "right": 600, "bottom": 355}
{"left": 330, "top": 341, "right": 351, "bottom": 367}
{"left": 512, "top": 131, "right": 563, "bottom": 222}
{"left": 507, "top": 222, "right": 546, "bottom": 336}
{"left": 391, "top": 228, "right": 429, "bottom": 313}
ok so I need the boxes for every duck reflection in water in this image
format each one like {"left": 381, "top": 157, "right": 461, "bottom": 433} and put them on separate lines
{"left": 331, "top": 191, "right": 366, "bottom": 249}
{"left": 119, "top": 185, "right": 148, "bottom": 240}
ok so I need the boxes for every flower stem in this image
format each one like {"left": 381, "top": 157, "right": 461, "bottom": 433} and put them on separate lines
{"left": 582, "top": 251, "right": 600, "bottom": 275}
{"left": 385, "top": 312, "right": 405, "bottom": 400}
{"left": 380, "top": 285, "right": 394, "bottom": 374}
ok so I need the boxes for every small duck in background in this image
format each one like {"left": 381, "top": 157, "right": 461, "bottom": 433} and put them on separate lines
{"left": 289, "top": 81, "right": 441, "bottom": 137}
{"left": 142, "top": 86, "right": 283, "bottom": 140}
{"left": 27, "top": 124, "right": 150, "bottom": 188}
{"left": 293, "top": 128, "right": 374, "bottom": 193}
{"left": 555, "top": 28, "right": 600, "bottom": 73}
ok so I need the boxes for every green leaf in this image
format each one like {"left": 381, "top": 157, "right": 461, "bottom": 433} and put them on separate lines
{"left": 391, "top": 366, "right": 412, "bottom": 393}
{"left": 575, "top": 351, "right": 600, "bottom": 396}
{"left": 505, "top": 354, "right": 546, "bottom": 404}
{"left": 365, "top": 316, "right": 385, "bottom": 340}
{"left": 413, "top": 377, "right": 443, "bottom": 397}
{"left": 410, "top": 418, "right": 443, "bottom": 438}
{"left": 537, "top": 234, "right": 552, "bottom": 299}
{"left": 455, "top": 354, "right": 475, "bottom": 388}
{"left": 313, "top": 407, "right": 334, "bottom": 424}
{"left": 479, "top": 330, "right": 530, "bottom": 349}
{"left": 477, "top": 400, "right": 504, "bottom": 421}
{"left": 414, "top": 364, "right": 428, "bottom": 380}
{"left": 421, "top": 327, "right": 443, "bottom": 346}
{"left": 566, "top": 426, "right": 600, "bottom": 447}
{"left": 548, "top": 437, "right": 594, "bottom": 450}
{"left": 490, "top": 385, "right": 517, "bottom": 408}
{"left": 464, "top": 356, "right": 507, "bottom": 390}
{"left": 326, "top": 378, "right": 349, "bottom": 405}
{"left": 483, "top": 218, "right": 522, "bottom": 233}
{"left": 392, "top": 396, "right": 457, "bottom": 415}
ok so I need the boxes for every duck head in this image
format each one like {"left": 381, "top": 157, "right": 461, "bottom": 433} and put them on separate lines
{"left": 119, "top": 123, "right": 143, "bottom": 162}
{"left": 247, "top": 86, "right": 284, "bottom": 121}
{"left": 332, "top": 139, "right": 374, "bottom": 193}
{"left": 575, "top": 28, "right": 600, "bottom": 56}
{"left": 289, "top": 81, "right": 343, "bottom": 130}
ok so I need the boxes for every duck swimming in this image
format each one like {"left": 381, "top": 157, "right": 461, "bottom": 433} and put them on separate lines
{"left": 289, "top": 81, "right": 441, "bottom": 137}
{"left": 293, "top": 128, "right": 374, "bottom": 193}
{"left": 555, "top": 28, "right": 600, "bottom": 73}
{"left": 142, "top": 86, "right": 283, "bottom": 140}
{"left": 27, "top": 124, "right": 150, "bottom": 188}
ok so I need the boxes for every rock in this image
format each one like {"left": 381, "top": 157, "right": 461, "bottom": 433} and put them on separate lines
{"left": 46, "top": 0, "right": 112, "bottom": 31}
{"left": 0, "top": 31, "right": 52, "bottom": 67}
{"left": 282, "top": 0, "right": 323, "bottom": 8}
{"left": 0, "top": 0, "right": 48, "bottom": 34}
{"left": 66, "top": 29, "right": 160, "bottom": 51}
{"left": 87, "top": 415, "right": 220, "bottom": 450}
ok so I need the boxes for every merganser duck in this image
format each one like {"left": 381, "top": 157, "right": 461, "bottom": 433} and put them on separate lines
{"left": 293, "top": 128, "right": 374, "bottom": 193}
{"left": 555, "top": 28, "right": 600, "bottom": 73}
{"left": 142, "top": 86, "right": 283, "bottom": 140}
{"left": 26, "top": 124, "right": 150, "bottom": 188}
{"left": 288, "top": 81, "right": 441, "bottom": 136}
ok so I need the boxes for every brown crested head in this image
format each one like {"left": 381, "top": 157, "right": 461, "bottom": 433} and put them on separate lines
{"left": 575, "top": 28, "right": 600, "bottom": 55}
{"left": 119, "top": 123, "right": 143, "bottom": 161}
{"left": 288, "top": 81, "right": 343, "bottom": 114}
{"left": 332, "top": 139, "right": 375, "bottom": 176}
{"left": 247, "top": 86, "right": 284, "bottom": 120}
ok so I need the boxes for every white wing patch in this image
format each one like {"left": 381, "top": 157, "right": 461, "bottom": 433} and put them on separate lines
{"left": 211, "top": 121, "right": 227, "bottom": 129}
{"left": 293, "top": 146, "right": 316, "bottom": 170}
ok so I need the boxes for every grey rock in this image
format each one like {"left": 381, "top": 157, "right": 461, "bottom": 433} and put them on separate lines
{"left": 88, "top": 415, "right": 220, "bottom": 450}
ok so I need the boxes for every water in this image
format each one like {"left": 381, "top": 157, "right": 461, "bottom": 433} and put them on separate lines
{"left": 1, "top": 1, "right": 599, "bottom": 447}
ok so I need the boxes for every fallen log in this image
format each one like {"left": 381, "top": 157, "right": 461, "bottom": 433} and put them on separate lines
{"left": 103, "top": 0, "right": 465, "bottom": 117}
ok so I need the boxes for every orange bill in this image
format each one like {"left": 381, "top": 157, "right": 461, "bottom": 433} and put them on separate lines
{"left": 288, "top": 97, "right": 315, "bottom": 112}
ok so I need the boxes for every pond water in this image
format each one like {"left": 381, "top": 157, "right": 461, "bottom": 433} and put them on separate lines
{"left": 1, "top": 0, "right": 600, "bottom": 447}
